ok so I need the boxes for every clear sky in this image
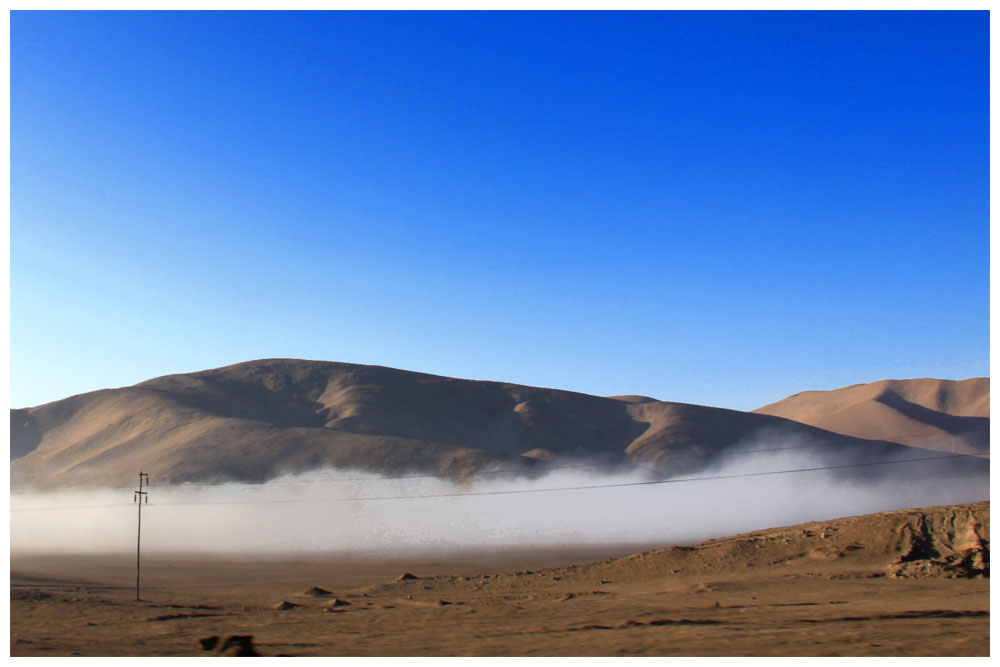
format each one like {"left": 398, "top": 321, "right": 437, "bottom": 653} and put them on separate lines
{"left": 11, "top": 10, "right": 989, "bottom": 411}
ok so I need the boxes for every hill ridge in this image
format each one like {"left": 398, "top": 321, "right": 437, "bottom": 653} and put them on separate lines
{"left": 10, "top": 360, "right": 989, "bottom": 490}
{"left": 754, "top": 377, "right": 989, "bottom": 454}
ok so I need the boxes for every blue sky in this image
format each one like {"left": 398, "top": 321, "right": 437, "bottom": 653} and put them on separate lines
{"left": 11, "top": 11, "right": 989, "bottom": 410}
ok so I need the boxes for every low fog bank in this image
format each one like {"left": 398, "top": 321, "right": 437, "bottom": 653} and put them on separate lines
{"left": 11, "top": 443, "right": 988, "bottom": 556}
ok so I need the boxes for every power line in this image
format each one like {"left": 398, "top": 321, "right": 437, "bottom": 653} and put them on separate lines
{"left": 11, "top": 427, "right": 988, "bottom": 495}
{"left": 142, "top": 426, "right": 991, "bottom": 490}
{"left": 146, "top": 451, "right": 994, "bottom": 506}
{"left": 146, "top": 447, "right": 807, "bottom": 489}
{"left": 10, "top": 502, "right": 132, "bottom": 512}
{"left": 11, "top": 485, "right": 137, "bottom": 496}
{"left": 10, "top": 450, "right": 988, "bottom": 513}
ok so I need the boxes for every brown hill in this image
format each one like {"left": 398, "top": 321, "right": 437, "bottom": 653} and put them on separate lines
{"left": 10, "top": 360, "right": 983, "bottom": 490}
{"left": 363, "top": 502, "right": 990, "bottom": 596}
{"left": 584, "top": 501, "right": 990, "bottom": 581}
{"left": 754, "top": 378, "right": 989, "bottom": 455}
{"left": 595, "top": 501, "right": 990, "bottom": 581}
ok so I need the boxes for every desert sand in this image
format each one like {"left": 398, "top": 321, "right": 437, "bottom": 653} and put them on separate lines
{"left": 10, "top": 502, "right": 988, "bottom": 657}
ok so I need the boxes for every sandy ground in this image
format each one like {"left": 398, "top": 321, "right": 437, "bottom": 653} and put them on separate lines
{"left": 10, "top": 508, "right": 990, "bottom": 658}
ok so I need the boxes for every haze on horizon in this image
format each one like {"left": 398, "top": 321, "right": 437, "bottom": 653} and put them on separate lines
{"left": 10, "top": 11, "right": 988, "bottom": 411}
{"left": 11, "top": 450, "right": 989, "bottom": 555}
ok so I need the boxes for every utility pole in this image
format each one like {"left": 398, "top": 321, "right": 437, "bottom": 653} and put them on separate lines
{"left": 134, "top": 472, "right": 149, "bottom": 601}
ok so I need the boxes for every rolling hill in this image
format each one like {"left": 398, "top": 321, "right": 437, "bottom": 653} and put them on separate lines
{"left": 10, "top": 360, "right": 988, "bottom": 490}
{"left": 754, "top": 378, "right": 989, "bottom": 455}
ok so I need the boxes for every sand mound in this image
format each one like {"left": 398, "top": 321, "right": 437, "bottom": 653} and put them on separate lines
{"left": 216, "top": 635, "right": 260, "bottom": 656}
{"left": 755, "top": 378, "right": 989, "bottom": 455}
{"left": 326, "top": 598, "right": 352, "bottom": 608}
{"left": 275, "top": 600, "right": 302, "bottom": 610}
{"left": 196, "top": 636, "right": 219, "bottom": 651}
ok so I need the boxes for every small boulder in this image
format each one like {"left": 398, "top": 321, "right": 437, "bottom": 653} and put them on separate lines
{"left": 275, "top": 600, "right": 302, "bottom": 610}
{"left": 217, "top": 635, "right": 260, "bottom": 657}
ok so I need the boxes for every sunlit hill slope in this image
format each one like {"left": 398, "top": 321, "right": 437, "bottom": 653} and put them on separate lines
{"left": 10, "top": 359, "right": 988, "bottom": 490}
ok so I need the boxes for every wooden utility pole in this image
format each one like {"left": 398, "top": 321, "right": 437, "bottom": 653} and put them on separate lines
{"left": 134, "top": 472, "right": 149, "bottom": 601}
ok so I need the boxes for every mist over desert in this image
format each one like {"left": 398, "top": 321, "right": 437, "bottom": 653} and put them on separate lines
{"left": 9, "top": 361, "right": 990, "bottom": 657}
{"left": 11, "top": 10, "right": 988, "bottom": 660}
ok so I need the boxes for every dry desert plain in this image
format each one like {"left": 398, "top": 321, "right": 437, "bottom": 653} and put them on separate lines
{"left": 10, "top": 501, "right": 989, "bottom": 657}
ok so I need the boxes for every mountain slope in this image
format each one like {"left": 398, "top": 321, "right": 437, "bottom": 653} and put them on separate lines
{"left": 754, "top": 378, "right": 989, "bottom": 455}
{"left": 10, "top": 360, "right": 985, "bottom": 490}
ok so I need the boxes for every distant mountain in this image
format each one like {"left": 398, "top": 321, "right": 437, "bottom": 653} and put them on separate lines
{"left": 10, "top": 360, "right": 986, "bottom": 490}
{"left": 754, "top": 378, "right": 989, "bottom": 455}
